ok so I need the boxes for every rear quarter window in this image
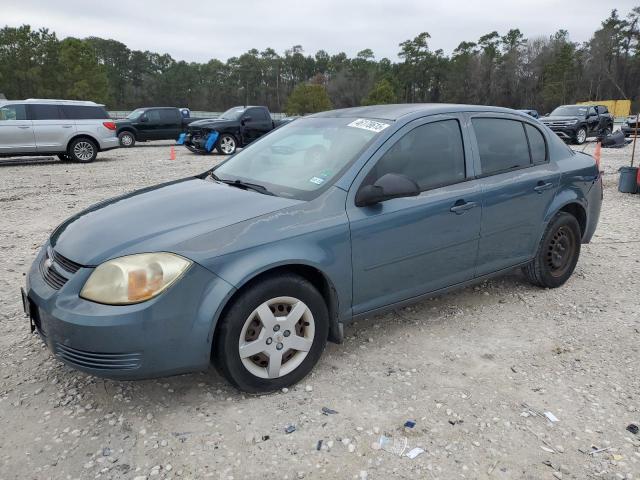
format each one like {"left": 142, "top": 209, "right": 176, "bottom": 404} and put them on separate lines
{"left": 62, "top": 105, "right": 110, "bottom": 120}
{"left": 524, "top": 123, "right": 548, "bottom": 165}
{"left": 472, "top": 118, "right": 531, "bottom": 175}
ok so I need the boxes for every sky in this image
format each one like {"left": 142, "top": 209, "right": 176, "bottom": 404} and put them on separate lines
{"left": 1, "top": 0, "right": 637, "bottom": 62}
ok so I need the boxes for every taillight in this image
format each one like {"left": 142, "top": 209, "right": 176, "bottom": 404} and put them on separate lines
{"left": 103, "top": 121, "right": 116, "bottom": 131}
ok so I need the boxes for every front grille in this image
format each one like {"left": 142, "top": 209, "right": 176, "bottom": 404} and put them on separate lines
{"left": 40, "top": 256, "right": 68, "bottom": 289}
{"left": 55, "top": 343, "right": 142, "bottom": 370}
{"left": 40, "top": 247, "right": 84, "bottom": 290}
{"left": 542, "top": 121, "right": 575, "bottom": 128}
{"left": 51, "top": 250, "right": 82, "bottom": 273}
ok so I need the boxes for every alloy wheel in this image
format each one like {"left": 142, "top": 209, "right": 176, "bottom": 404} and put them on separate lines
{"left": 576, "top": 129, "right": 587, "bottom": 144}
{"left": 120, "top": 134, "right": 133, "bottom": 146}
{"left": 238, "top": 296, "right": 315, "bottom": 379}
{"left": 220, "top": 135, "right": 236, "bottom": 154}
{"left": 73, "top": 141, "right": 94, "bottom": 161}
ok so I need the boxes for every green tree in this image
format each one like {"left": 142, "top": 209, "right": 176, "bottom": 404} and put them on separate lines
{"left": 285, "top": 83, "right": 332, "bottom": 114}
{"left": 57, "top": 38, "right": 108, "bottom": 102}
{"left": 362, "top": 79, "right": 397, "bottom": 105}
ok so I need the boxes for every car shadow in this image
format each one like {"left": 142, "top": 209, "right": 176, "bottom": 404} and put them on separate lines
{"left": 0, "top": 156, "right": 118, "bottom": 167}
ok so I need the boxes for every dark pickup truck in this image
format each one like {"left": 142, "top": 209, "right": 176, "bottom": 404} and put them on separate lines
{"left": 540, "top": 105, "right": 614, "bottom": 145}
{"left": 116, "top": 107, "right": 201, "bottom": 147}
{"left": 182, "top": 106, "right": 289, "bottom": 155}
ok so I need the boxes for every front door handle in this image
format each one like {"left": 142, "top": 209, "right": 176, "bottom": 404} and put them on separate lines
{"left": 62, "top": 125, "right": 73, "bottom": 128}
{"left": 534, "top": 181, "right": 554, "bottom": 193}
{"left": 450, "top": 200, "right": 479, "bottom": 214}
{"left": 17, "top": 126, "right": 30, "bottom": 129}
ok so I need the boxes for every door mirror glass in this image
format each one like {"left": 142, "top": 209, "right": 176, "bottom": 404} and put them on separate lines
{"left": 140, "top": 115, "right": 148, "bottom": 123}
{"left": 355, "top": 173, "right": 420, "bottom": 207}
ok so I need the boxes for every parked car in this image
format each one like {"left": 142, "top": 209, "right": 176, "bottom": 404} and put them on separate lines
{"left": 0, "top": 99, "right": 118, "bottom": 162}
{"left": 518, "top": 109, "right": 540, "bottom": 119}
{"left": 540, "top": 104, "right": 614, "bottom": 145}
{"left": 22, "top": 104, "right": 602, "bottom": 392}
{"left": 183, "top": 106, "right": 289, "bottom": 155}
{"left": 115, "top": 107, "right": 204, "bottom": 147}
{"left": 621, "top": 114, "right": 639, "bottom": 137}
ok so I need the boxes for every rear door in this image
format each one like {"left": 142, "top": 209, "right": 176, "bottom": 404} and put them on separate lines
{"left": 347, "top": 115, "right": 482, "bottom": 314}
{"left": 30, "top": 104, "right": 75, "bottom": 152}
{"left": 0, "top": 104, "right": 35, "bottom": 154}
{"left": 469, "top": 115, "right": 560, "bottom": 275}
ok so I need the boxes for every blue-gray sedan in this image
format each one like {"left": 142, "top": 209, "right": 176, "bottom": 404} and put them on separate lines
{"left": 23, "top": 104, "right": 602, "bottom": 392}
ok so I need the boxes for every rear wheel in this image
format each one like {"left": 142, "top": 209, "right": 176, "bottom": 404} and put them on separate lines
{"left": 524, "top": 212, "right": 581, "bottom": 288}
{"left": 573, "top": 128, "right": 587, "bottom": 145}
{"left": 216, "top": 134, "right": 237, "bottom": 155}
{"left": 118, "top": 131, "right": 136, "bottom": 148}
{"left": 68, "top": 138, "right": 98, "bottom": 163}
{"left": 213, "top": 274, "right": 328, "bottom": 393}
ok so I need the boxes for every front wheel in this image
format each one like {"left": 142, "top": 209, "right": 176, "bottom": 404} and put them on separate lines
{"left": 573, "top": 127, "right": 587, "bottom": 145}
{"left": 213, "top": 274, "right": 328, "bottom": 393}
{"left": 216, "top": 134, "right": 237, "bottom": 155}
{"left": 524, "top": 212, "right": 581, "bottom": 288}
{"left": 68, "top": 138, "right": 98, "bottom": 163}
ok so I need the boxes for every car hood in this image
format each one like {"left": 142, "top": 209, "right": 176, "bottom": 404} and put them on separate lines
{"left": 50, "top": 177, "right": 301, "bottom": 266}
{"left": 188, "top": 118, "right": 236, "bottom": 130}
{"left": 541, "top": 116, "right": 581, "bottom": 122}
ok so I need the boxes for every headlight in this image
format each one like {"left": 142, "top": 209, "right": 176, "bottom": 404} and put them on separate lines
{"left": 80, "top": 253, "right": 192, "bottom": 305}
{"left": 568, "top": 119, "right": 578, "bottom": 125}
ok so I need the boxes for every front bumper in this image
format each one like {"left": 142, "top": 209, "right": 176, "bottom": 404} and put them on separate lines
{"left": 543, "top": 125, "right": 578, "bottom": 140}
{"left": 24, "top": 245, "right": 235, "bottom": 379}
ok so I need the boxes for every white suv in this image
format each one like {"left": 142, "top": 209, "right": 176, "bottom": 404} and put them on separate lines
{"left": 0, "top": 99, "right": 119, "bottom": 163}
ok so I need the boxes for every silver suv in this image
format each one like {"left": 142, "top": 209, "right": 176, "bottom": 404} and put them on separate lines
{"left": 0, "top": 99, "right": 119, "bottom": 162}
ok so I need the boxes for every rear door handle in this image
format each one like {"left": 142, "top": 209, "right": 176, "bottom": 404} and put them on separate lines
{"left": 450, "top": 200, "right": 479, "bottom": 214}
{"left": 62, "top": 125, "right": 73, "bottom": 128}
{"left": 17, "top": 126, "right": 30, "bottom": 129}
{"left": 534, "top": 181, "right": 554, "bottom": 193}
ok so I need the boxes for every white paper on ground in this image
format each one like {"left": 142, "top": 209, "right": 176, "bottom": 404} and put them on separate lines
{"left": 544, "top": 411, "right": 559, "bottom": 422}
{"left": 405, "top": 447, "right": 425, "bottom": 459}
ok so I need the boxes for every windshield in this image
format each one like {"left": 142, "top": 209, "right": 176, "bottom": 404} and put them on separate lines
{"left": 126, "top": 108, "right": 145, "bottom": 119}
{"left": 213, "top": 117, "right": 390, "bottom": 200}
{"left": 219, "top": 107, "right": 246, "bottom": 120}
{"left": 550, "top": 106, "right": 588, "bottom": 117}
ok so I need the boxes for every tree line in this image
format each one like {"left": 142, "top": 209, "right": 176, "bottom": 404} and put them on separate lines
{"left": 0, "top": 6, "right": 639, "bottom": 115}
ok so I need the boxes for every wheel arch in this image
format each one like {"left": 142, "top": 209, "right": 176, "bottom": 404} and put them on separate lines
{"left": 543, "top": 188, "right": 588, "bottom": 240}
{"left": 211, "top": 262, "right": 343, "bottom": 351}
{"left": 118, "top": 128, "right": 136, "bottom": 138}
{"left": 66, "top": 134, "right": 100, "bottom": 152}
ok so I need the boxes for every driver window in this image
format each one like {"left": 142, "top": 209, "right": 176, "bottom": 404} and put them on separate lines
{"left": 588, "top": 107, "right": 596, "bottom": 117}
{"left": 0, "top": 104, "right": 27, "bottom": 121}
{"left": 365, "top": 119, "right": 466, "bottom": 192}
{"left": 146, "top": 109, "right": 162, "bottom": 123}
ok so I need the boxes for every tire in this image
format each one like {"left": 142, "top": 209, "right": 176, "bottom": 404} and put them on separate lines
{"left": 573, "top": 127, "right": 587, "bottom": 145}
{"left": 524, "top": 212, "right": 581, "bottom": 289}
{"left": 57, "top": 154, "right": 71, "bottom": 162}
{"left": 118, "top": 131, "right": 136, "bottom": 148}
{"left": 216, "top": 133, "right": 237, "bottom": 155}
{"left": 68, "top": 138, "right": 98, "bottom": 163}
{"left": 213, "top": 273, "right": 329, "bottom": 393}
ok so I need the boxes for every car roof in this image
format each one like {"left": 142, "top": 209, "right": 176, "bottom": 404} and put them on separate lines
{"left": 0, "top": 99, "right": 104, "bottom": 107}
{"left": 310, "top": 103, "right": 524, "bottom": 121}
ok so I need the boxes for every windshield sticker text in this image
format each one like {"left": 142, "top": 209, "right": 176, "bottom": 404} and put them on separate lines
{"left": 347, "top": 118, "right": 390, "bottom": 133}
{"left": 309, "top": 176, "right": 325, "bottom": 185}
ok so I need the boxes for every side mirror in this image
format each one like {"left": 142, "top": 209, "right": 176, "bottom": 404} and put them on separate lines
{"left": 242, "top": 116, "right": 252, "bottom": 124}
{"left": 355, "top": 173, "right": 420, "bottom": 207}
{"left": 140, "top": 115, "right": 148, "bottom": 123}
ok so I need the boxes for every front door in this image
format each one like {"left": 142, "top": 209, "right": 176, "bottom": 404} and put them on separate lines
{"left": 242, "top": 108, "right": 273, "bottom": 144}
{"left": 347, "top": 115, "right": 482, "bottom": 315}
{"left": 469, "top": 115, "right": 560, "bottom": 275}
{"left": 0, "top": 104, "right": 35, "bottom": 154}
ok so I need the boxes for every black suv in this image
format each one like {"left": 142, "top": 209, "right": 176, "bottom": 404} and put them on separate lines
{"left": 540, "top": 105, "right": 614, "bottom": 145}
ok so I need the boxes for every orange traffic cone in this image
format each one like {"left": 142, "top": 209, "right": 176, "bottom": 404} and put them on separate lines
{"left": 594, "top": 141, "right": 601, "bottom": 171}
{"left": 170, "top": 145, "right": 176, "bottom": 161}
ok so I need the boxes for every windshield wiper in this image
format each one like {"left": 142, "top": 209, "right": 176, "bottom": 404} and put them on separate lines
{"left": 210, "top": 172, "right": 274, "bottom": 196}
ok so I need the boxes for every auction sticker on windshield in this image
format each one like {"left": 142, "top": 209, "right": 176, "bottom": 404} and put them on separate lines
{"left": 347, "top": 118, "right": 390, "bottom": 133}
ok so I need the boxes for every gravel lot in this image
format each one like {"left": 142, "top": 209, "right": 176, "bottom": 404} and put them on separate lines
{"left": 0, "top": 139, "right": 639, "bottom": 480}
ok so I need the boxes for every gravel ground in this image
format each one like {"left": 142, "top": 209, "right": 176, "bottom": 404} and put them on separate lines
{"left": 0, "top": 139, "right": 639, "bottom": 480}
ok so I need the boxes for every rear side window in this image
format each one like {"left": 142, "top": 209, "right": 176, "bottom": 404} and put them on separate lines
{"left": 30, "top": 104, "right": 63, "bottom": 120}
{"left": 62, "top": 105, "right": 109, "bottom": 120}
{"left": 368, "top": 119, "right": 466, "bottom": 191}
{"left": 524, "top": 124, "right": 547, "bottom": 164}
{"left": 472, "top": 118, "right": 531, "bottom": 175}
{"left": 0, "top": 104, "right": 27, "bottom": 121}
{"left": 159, "top": 109, "right": 178, "bottom": 122}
